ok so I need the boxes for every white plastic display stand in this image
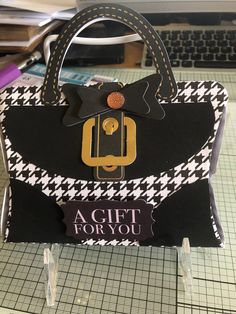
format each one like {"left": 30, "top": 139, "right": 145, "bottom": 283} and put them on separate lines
{"left": 43, "top": 238, "right": 193, "bottom": 306}
{"left": 44, "top": 244, "right": 61, "bottom": 306}
{"left": 177, "top": 237, "right": 193, "bottom": 296}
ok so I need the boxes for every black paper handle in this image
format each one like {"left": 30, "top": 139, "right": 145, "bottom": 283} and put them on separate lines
{"left": 41, "top": 3, "right": 177, "bottom": 105}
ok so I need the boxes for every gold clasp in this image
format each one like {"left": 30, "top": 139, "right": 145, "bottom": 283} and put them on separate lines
{"left": 81, "top": 116, "right": 136, "bottom": 167}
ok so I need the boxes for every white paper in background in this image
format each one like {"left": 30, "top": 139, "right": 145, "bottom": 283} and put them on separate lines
{"left": 8, "top": 72, "right": 79, "bottom": 87}
{"left": 9, "top": 73, "right": 44, "bottom": 87}
{"left": 0, "top": 10, "right": 50, "bottom": 18}
{"left": 0, "top": 5, "right": 52, "bottom": 26}
{"left": 0, "top": 10, "right": 76, "bottom": 25}
{"left": 0, "top": 17, "right": 52, "bottom": 27}
{"left": 0, "top": 14, "right": 52, "bottom": 26}
{"left": 0, "top": 0, "right": 76, "bottom": 14}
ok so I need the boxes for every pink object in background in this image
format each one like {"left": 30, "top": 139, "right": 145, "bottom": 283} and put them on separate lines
{"left": 0, "top": 51, "right": 41, "bottom": 89}
{"left": 0, "top": 63, "right": 21, "bottom": 89}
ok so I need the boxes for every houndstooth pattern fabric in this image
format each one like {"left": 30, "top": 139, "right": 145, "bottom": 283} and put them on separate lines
{"left": 0, "top": 81, "right": 228, "bottom": 245}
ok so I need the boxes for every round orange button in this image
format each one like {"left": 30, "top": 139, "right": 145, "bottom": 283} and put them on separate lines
{"left": 107, "top": 92, "right": 125, "bottom": 109}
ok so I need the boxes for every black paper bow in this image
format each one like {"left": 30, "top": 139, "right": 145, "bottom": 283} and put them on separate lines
{"left": 62, "top": 73, "right": 165, "bottom": 126}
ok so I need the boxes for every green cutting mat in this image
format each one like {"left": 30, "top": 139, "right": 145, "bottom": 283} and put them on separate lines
{"left": 0, "top": 69, "right": 235, "bottom": 314}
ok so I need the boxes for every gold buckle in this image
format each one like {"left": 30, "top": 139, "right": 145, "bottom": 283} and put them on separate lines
{"left": 81, "top": 116, "right": 136, "bottom": 167}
